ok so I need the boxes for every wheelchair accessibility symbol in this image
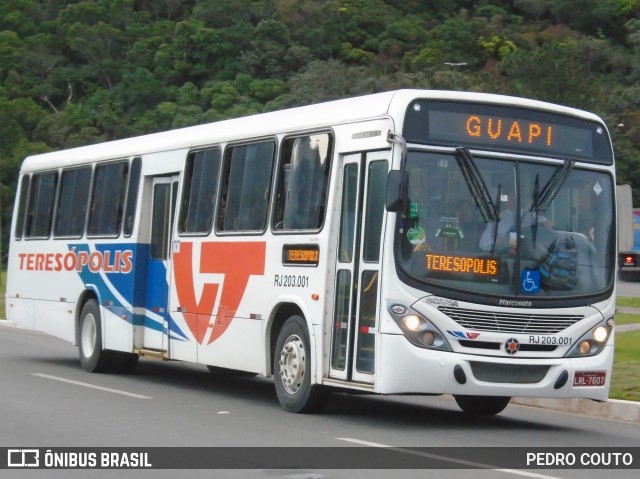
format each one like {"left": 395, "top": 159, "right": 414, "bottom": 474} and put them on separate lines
{"left": 521, "top": 270, "right": 540, "bottom": 294}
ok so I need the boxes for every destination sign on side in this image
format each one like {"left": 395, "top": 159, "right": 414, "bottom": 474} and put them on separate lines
{"left": 282, "top": 244, "right": 320, "bottom": 266}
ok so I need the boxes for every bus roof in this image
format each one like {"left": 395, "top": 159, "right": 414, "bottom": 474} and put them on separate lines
{"left": 20, "top": 89, "right": 607, "bottom": 172}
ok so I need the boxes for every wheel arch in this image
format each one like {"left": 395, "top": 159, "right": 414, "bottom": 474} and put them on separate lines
{"left": 74, "top": 288, "right": 100, "bottom": 347}
{"left": 267, "top": 302, "right": 310, "bottom": 377}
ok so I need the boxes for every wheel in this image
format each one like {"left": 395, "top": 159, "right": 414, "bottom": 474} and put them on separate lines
{"left": 207, "top": 365, "right": 257, "bottom": 377}
{"left": 273, "top": 315, "right": 329, "bottom": 413}
{"left": 454, "top": 395, "right": 510, "bottom": 416}
{"left": 78, "top": 299, "right": 112, "bottom": 373}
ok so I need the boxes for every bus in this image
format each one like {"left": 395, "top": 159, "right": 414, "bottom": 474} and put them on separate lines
{"left": 5, "top": 90, "right": 617, "bottom": 415}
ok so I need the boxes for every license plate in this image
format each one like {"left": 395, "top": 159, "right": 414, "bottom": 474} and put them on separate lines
{"left": 573, "top": 371, "right": 606, "bottom": 387}
{"left": 528, "top": 335, "right": 572, "bottom": 346}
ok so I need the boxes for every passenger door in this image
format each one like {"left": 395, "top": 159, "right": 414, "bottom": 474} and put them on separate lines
{"left": 329, "top": 152, "right": 388, "bottom": 384}
{"left": 143, "top": 175, "right": 179, "bottom": 353}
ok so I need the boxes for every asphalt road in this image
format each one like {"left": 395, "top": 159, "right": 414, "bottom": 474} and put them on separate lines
{"left": 617, "top": 277, "right": 640, "bottom": 297}
{"left": 1, "top": 323, "right": 639, "bottom": 479}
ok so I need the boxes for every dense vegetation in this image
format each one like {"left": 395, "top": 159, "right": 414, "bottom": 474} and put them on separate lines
{"left": 1, "top": 0, "right": 639, "bottom": 258}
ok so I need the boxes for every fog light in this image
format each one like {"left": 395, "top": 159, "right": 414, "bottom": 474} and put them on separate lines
{"left": 403, "top": 315, "right": 421, "bottom": 331}
{"left": 421, "top": 331, "right": 435, "bottom": 346}
{"left": 578, "top": 341, "right": 591, "bottom": 355}
{"left": 593, "top": 326, "right": 608, "bottom": 343}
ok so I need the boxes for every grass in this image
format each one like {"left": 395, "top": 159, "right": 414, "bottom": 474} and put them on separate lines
{"left": 615, "top": 312, "right": 640, "bottom": 326}
{"left": 0, "top": 270, "right": 638, "bottom": 400}
{"left": 616, "top": 296, "right": 640, "bottom": 309}
{"left": 611, "top": 331, "right": 640, "bottom": 401}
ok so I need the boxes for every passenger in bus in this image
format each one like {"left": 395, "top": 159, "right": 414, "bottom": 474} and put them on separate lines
{"left": 479, "top": 186, "right": 516, "bottom": 253}
{"left": 454, "top": 199, "right": 481, "bottom": 250}
{"left": 479, "top": 183, "right": 553, "bottom": 254}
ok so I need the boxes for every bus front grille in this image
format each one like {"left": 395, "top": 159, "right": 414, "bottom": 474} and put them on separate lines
{"left": 439, "top": 307, "right": 583, "bottom": 334}
{"left": 469, "top": 362, "right": 550, "bottom": 384}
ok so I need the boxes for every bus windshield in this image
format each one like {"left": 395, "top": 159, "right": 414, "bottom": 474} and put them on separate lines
{"left": 396, "top": 150, "right": 615, "bottom": 299}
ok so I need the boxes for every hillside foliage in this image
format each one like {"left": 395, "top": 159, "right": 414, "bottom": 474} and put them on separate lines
{"left": 1, "top": 0, "right": 640, "bottom": 256}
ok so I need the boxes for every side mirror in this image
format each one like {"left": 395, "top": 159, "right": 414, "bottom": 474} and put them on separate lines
{"left": 386, "top": 170, "right": 408, "bottom": 212}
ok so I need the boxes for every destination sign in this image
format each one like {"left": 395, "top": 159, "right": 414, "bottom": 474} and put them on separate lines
{"left": 403, "top": 100, "right": 612, "bottom": 164}
{"left": 282, "top": 244, "right": 319, "bottom": 266}
{"left": 424, "top": 253, "right": 499, "bottom": 281}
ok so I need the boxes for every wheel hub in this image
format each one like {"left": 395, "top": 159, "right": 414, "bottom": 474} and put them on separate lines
{"left": 279, "top": 334, "right": 305, "bottom": 394}
{"left": 81, "top": 313, "right": 96, "bottom": 358}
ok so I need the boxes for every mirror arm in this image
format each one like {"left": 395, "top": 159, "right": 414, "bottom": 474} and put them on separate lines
{"left": 385, "top": 131, "right": 409, "bottom": 213}
{"left": 387, "top": 131, "right": 407, "bottom": 174}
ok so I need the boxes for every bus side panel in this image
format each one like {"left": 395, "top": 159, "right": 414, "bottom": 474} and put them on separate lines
{"left": 169, "top": 239, "right": 268, "bottom": 370}
{"left": 168, "top": 311, "right": 197, "bottom": 363}
{"left": 73, "top": 242, "right": 143, "bottom": 353}
{"left": 5, "top": 244, "right": 86, "bottom": 342}
{"left": 197, "top": 317, "right": 264, "bottom": 373}
{"left": 169, "top": 239, "right": 324, "bottom": 375}
{"left": 5, "top": 297, "right": 35, "bottom": 331}
{"left": 103, "top": 306, "right": 134, "bottom": 353}
{"left": 34, "top": 300, "right": 76, "bottom": 344}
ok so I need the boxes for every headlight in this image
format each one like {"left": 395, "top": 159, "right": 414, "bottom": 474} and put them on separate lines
{"left": 565, "top": 318, "right": 613, "bottom": 358}
{"left": 402, "top": 315, "right": 422, "bottom": 331}
{"left": 388, "top": 302, "right": 452, "bottom": 351}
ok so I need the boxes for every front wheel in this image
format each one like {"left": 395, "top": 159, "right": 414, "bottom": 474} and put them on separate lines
{"left": 78, "top": 299, "right": 112, "bottom": 373}
{"left": 273, "top": 315, "right": 329, "bottom": 413}
{"left": 454, "top": 395, "right": 510, "bottom": 416}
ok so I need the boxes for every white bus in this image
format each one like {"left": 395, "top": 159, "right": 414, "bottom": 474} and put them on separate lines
{"left": 5, "top": 90, "right": 617, "bottom": 415}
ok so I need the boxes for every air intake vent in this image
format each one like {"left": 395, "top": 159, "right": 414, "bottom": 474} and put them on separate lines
{"left": 469, "top": 362, "right": 550, "bottom": 384}
{"left": 439, "top": 306, "right": 582, "bottom": 334}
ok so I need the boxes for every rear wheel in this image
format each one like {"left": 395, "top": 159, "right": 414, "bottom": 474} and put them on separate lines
{"left": 454, "top": 395, "right": 510, "bottom": 416}
{"left": 273, "top": 315, "right": 329, "bottom": 413}
{"left": 78, "top": 299, "right": 112, "bottom": 373}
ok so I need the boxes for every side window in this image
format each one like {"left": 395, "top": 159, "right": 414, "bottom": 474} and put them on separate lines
{"left": 274, "top": 133, "right": 332, "bottom": 231}
{"left": 88, "top": 161, "right": 128, "bottom": 237}
{"left": 25, "top": 171, "right": 58, "bottom": 238}
{"left": 217, "top": 141, "right": 275, "bottom": 232}
{"left": 123, "top": 157, "right": 141, "bottom": 237}
{"left": 179, "top": 147, "right": 221, "bottom": 234}
{"left": 362, "top": 161, "right": 388, "bottom": 262}
{"left": 14, "top": 175, "right": 30, "bottom": 239}
{"left": 54, "top": 166, "right": 92, "bottom": 238}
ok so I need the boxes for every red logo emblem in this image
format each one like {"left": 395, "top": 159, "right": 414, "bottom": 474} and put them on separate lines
{"left": 505, "top": 338, "right": 520, "bottom": 355}
{"left": 173, "top": 241, "right": 266, "bottom": 345}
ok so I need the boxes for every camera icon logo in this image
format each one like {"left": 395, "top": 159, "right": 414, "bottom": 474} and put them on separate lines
{"left": 7, "top": 449, "right": 40, "bottom": 468}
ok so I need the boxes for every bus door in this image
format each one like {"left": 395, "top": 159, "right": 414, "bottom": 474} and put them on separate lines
{"left": 329, "top": 152, "right": 388, "bottom": 384}
{"left": 143, "top": 175, "right": 179, "bottom": 353}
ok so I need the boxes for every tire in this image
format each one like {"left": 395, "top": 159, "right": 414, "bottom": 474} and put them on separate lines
{"left": 273, "top": 315, "right": 329, "bottom": 413}
{"left": 78, "top": 299, "right": 113, "bottom": 373}
{"left": 454, "top": 395, "right": 510, "bottom": 416}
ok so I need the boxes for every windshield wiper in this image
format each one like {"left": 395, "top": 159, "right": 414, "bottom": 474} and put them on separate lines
{"left": 455, "top": 147, "right": 499, "bottom": 223}
{"left": 530, "top": 159, "right": 574, "bottom": 246}
{"left": 533, "top": 159, "right": 574, "bottom": 213}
